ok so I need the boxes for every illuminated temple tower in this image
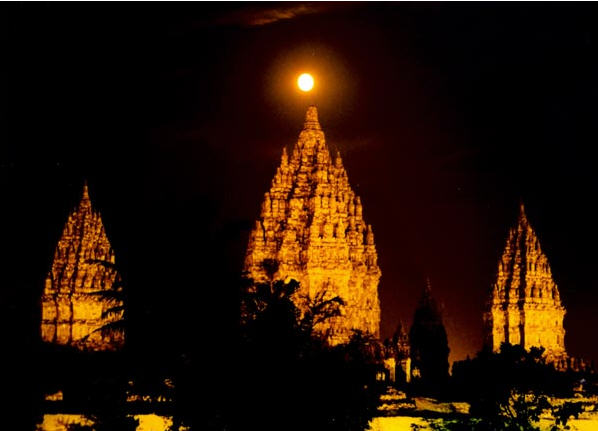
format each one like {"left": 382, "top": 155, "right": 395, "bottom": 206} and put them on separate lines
{"left": 484, "top": 203, "right": 566, "bottom": 363}
{"left": 41, "top": 183, "right": 125, "bottom": 351}
{"left": 244, "top": 106, "right": 381, "bottom": 344}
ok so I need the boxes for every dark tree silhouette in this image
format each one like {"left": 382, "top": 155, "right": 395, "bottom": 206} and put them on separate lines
{"left": 439, "top": 343, "right": 589, "bottom": 431}
{"left": 81, "top": 260, "right": 127, "bottom": 345}
{"left": 235, "top": 260, "right": 384, "bottom": 431}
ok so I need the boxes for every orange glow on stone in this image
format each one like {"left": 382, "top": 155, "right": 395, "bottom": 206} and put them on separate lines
{"left": 243, "top": 106, "right": 381, "bottom": 345}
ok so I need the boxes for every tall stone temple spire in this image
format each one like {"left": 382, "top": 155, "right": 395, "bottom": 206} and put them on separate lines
{"left": 409, "top": 279, "right": 449, "bottom": 385}
{"left": 244, "top": 106, "right": 381, "bottom": 344}
{"left": 484, "top": 202, "right": 566, "bottom": 362}
{"left": 41, "top": 183, "right": 125, "bottom": 351}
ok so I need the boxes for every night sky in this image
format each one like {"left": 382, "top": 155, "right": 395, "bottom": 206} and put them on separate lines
{"left": 3, "top": 3, "right": 598, "bottom": 366}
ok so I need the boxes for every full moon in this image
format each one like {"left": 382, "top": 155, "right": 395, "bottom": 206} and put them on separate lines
{"left": 297, "top": 73, "right": 314, "bottom": 92}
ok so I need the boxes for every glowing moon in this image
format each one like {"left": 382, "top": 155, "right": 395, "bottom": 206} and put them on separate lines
{"left": 297, "top": 73, "right": 314, "bottom": 92}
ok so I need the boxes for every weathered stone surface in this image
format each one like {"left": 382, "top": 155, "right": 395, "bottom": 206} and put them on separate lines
{"left": 244, "top": 106, "right": 381, "bottom": 344}
{"left": 41, "top": 183, "right": 125, "bottom": 351}
{"left": 484, "top": 203, "right": 566, "bottom": 363}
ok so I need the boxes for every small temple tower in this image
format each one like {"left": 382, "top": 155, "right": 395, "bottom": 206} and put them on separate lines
{"left": 384, "top": 321, "right": 412, "bottom": 385}
{"left": 409, "top": 279, "right": 450, "bottom": 385}
{"left": 484, "top": 202, "right": 566, "bottom": 363}
{"left": 393, "top": 322, "right": 412, "bottom": 384}
{"left": 41, "top": 183, "right": 125, "bottom": 351}
{"left": 244, "top": 106, "right": 381, "bottom": 344}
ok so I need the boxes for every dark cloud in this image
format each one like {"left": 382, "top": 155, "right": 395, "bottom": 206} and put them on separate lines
{"left": 215, "top": 3, "right": 334, "bottom": 27}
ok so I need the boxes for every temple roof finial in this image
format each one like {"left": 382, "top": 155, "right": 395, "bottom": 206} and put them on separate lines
{"left": 395, "top": 320, "right": 407, "bottom": 336}
{"left": 518, "top": 200, "right": 528, "bottom": 226}
{"left": 82, "top": 180, "right": 90, "bottom": 200}
{"left": 80, "top": 180, "right": 91, "bottom": 208}
{"left": 335, "top": 150, "right": 343, "bottom": 168}
{"left": 419, "top": 276, "right": 434, "bottom": 307}
{"left": 425, "top": 276, "right": 432, "bottom": 294}
{"left": 303, "top": 105, "right": 321, "bottom": 130}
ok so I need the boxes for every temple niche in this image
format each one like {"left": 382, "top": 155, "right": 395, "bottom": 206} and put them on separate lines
{"left": 244, "top": 106, "right": 381, "bottom": 345}
{"left": 484, "top": 203, "right": 566, "bottom": 364}
{"left": 41, "top": 183, "right": 125, "bottom": 351}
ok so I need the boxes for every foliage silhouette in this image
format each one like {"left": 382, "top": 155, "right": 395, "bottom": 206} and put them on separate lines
{"left": 236, "top": 260, "right": 384, "bottom": 431}
{"left": 78, "top": 260, "right": 127, "bottom": 346}
{"left": 423, "top": 343, "right": 590, "bottom": 431}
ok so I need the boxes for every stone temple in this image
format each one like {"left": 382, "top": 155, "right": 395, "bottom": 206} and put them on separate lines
{"left": 244, "top": 106, "right": 381, "bottom": 344}
{"left": 484, "top": 203, "right": 566, "bottom": 363}
{"left": 409, "top": 280, "right": 449, "bottom": 384}
{"left": 41, "top": 183, "right": 125, "bottom": 351}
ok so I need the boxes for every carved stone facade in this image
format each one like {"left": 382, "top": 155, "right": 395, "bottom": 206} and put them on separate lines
{"left": 41, "top": 184, "right": 125, "bottom": 351}
{"left": 244, "top": 106, "right": 381, "bottom": 344}
{"left": 384, "top": 322, "right": 412, "bottom": 384}
{"left": 484, "top": 203, "right": 566, "bottom": 363}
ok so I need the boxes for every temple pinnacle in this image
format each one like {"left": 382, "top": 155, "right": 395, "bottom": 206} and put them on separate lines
{"left": 303, "top": 105, "right": 321, "bottom": 130}
{"left": 518, "top": 200, "right": 529, "bottom": 227}
{"left": 425, "top": 277, "right": 432, "bottom": 295}
{"left": 81, "top": 181, "right": 91, "bottom": 208}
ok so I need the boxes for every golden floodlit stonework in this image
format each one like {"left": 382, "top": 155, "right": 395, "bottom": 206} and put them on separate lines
{"left": 244, "top": 106, "right": 381, "bottom": 344}
{"left": 41, "top": 184, "right": 125, "bottom": 351}
{"left": 484, "top": 203, "right": 566, "bottom": 363}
